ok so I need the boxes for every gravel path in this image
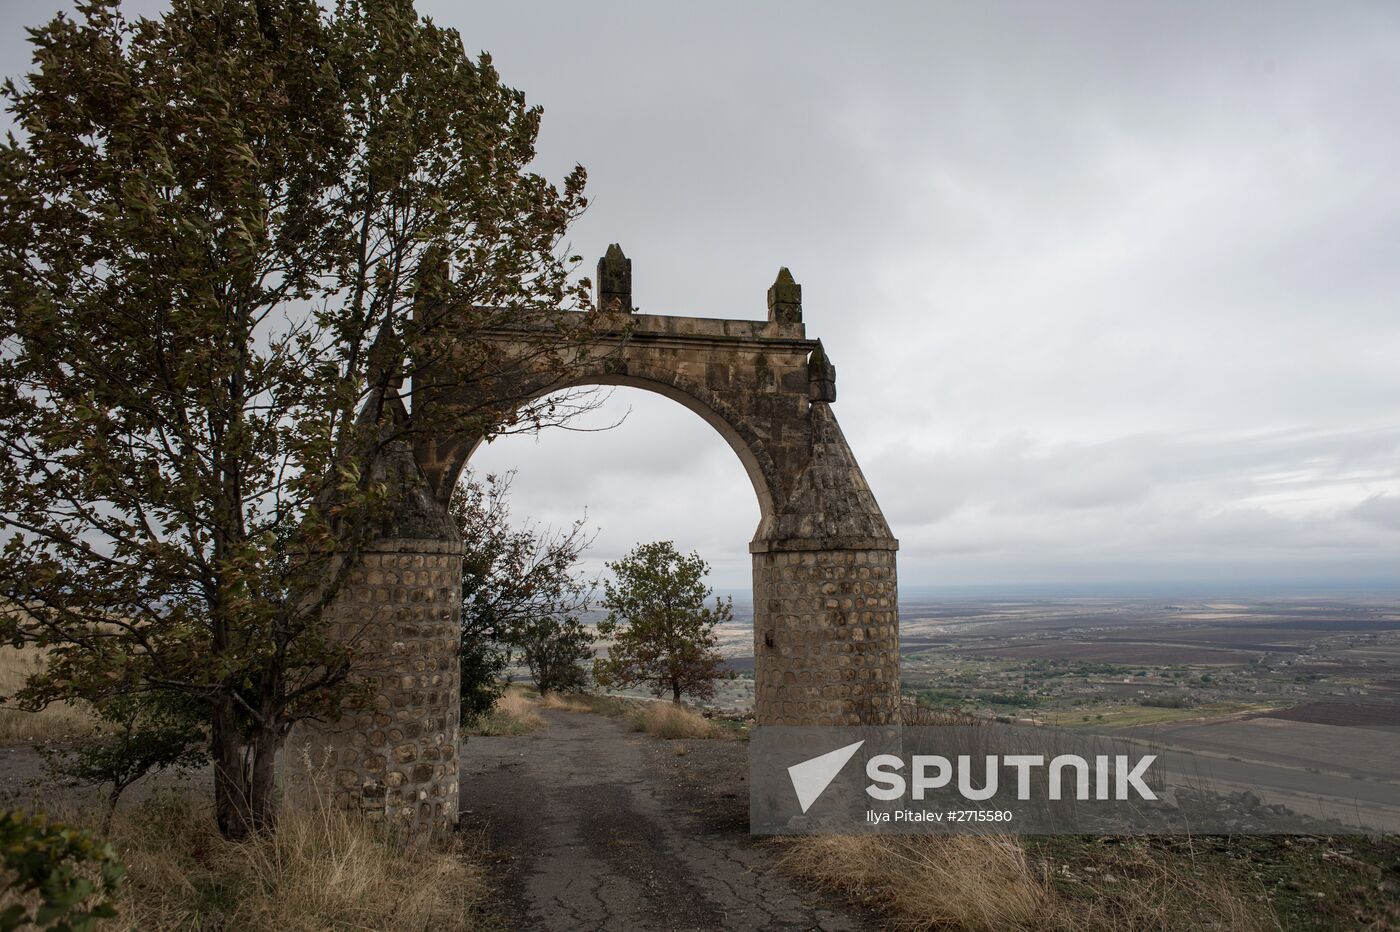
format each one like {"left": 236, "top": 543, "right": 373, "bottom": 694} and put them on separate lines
{"left": 459, "top": 709, "right": 876, "bottom": 931}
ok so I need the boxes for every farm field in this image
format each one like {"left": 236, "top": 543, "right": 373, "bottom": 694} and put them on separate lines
{"left": 692, "top": 592, "right": 1400, "bottom": 830}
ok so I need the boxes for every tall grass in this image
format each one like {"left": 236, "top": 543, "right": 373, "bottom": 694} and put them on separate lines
{"left": 538, "top": 692, "right": 592, "bottom": 713}
{"left": 777, "top": 834, "right": 1271, "bottom": 931}
{"left": 778, "top": 835, "right": 1049, "bottom": 931}
{"left": 0, "top": 645, "right": 95, "bottom": 744}
{"left": 625, "top": 701, "right": 720, "bottom": 740}
{"left": 34, "top": 789, "right": 495, "bottom": 931}
{"left": 466, "top": 687, "right": 544, "bottom": 736}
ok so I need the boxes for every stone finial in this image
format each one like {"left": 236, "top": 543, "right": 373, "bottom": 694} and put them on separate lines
{"left": 808, "top": 340, "right": 836, "bottom": 403}
{"left": 596, "top": 243, "right": 633, "bottom": 312}
{"left": 767, "top": 267, "right": 802, "bottom": 324}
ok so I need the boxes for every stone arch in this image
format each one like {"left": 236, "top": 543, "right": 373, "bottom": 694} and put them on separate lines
{"left": 305, "top": 248, "right": 901, "bottom": 840}
{"left": 447, "top": 370, "right": 781, "bottom": 538}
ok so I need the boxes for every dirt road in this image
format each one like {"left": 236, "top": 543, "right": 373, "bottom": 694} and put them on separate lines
{"left": 458, "top": 709, "right": 875, "bottom": 931}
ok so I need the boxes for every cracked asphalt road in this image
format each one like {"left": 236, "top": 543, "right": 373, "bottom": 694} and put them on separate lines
{"left": 458, "top": 709, "right": 877, "bottom": 931}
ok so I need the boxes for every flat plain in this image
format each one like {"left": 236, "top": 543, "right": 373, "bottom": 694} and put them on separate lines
{"left": 692, "top": 591, "right": 1400, "bottom": 830}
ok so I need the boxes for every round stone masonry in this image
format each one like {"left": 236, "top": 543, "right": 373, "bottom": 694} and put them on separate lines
{"left": 284, "top": 537, "right": 464, "bottom": 842}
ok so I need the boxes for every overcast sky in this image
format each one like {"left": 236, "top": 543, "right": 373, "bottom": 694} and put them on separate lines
{"left": 5, "top": 2, "right": 1399, "bottom": 591}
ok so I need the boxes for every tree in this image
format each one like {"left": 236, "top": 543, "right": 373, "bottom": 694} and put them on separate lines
{"left": 41, "top": 693, "right": 208, "bottom": 832}
{"left": 593, "top": 541, "right": 731, "bottom": 704}
{"left": 450, "top": 470, "right": 592, "bottom": 719}
{"left": 0, "top": 0, "right": 601, "bottom": 838}
{"left": 518, "top": 615, "right": 593, "bottom": 696}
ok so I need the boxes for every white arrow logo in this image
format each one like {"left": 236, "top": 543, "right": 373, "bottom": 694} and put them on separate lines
{"left": 787, "top": 740, "right": 866, "bottom": 813}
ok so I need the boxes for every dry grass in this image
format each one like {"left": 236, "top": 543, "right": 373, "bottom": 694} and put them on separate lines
{"left": 15, "top": 789, "right": 496, "bottom": 931}
{"left": 0, "top": 644, "right": 95, "bottom": 744}
{"left": 567, "top": 693, "right": 629, "bottom": 717}
{"left": 777, "top": 835, "right": 1050, "bottom": 931}
{"left": 1043, "top": 838, "right": 1276, "bottom": 931}
{"left": 625, "top": 701, "right": 721, "bottom": 740}
{"left": 538, "top": 692, "right": 592, "bottom": 713}
{"left": 467, "top": 687, "right": 544, "bottom": 736}
{"left": 467, "top": 687, "right": 645, "bottom": 734}
{"left": 776, "top": 834, "right": 1271, "bottom": 932}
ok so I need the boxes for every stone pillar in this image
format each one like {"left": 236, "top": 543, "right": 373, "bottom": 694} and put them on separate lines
{"left": 752, "top": 395, "right": 901, "bottom": 727}
{"left": 767, "top": 267, "right": 803, "bottom": 324}
{"left": 289, "top": 537, "right": 463, "bottom": 840}
{"left": 752, "top": 547, "right": 900, "bottom": 725}
{"left": 596, "top": 243, "right": 633, "bottom": 312}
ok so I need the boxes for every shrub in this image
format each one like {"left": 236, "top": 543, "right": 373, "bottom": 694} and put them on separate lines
{"left": 41, "top": 694, "right": 206, "bottom": 829}
{"left": 0, "top": 809, "right": 124, "bottom": 932}
{"left": 625, "top": 702, "right": 719, "bottom": 740}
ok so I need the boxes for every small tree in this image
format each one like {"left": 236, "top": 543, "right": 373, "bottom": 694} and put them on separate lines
{"left": 451, "top": 471, "right": 592, "bottom": 719}
{"left": 518, "top": 616, "right": 593, "bottom": 696}
{"left": 593, "top": 541, "right": 731, "bottom": 704}
{"left": 41, "top": 693, "right": 207, "bottom": 831}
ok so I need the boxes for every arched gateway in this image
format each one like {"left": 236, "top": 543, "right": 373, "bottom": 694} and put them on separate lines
{"left": 303, "top": 247, "right": 899, "bottom": 838}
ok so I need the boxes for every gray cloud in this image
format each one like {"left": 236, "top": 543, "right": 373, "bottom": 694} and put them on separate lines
{"left": 4, "top": 1, "right": 1398, "bottom": 589}
{"left": 1354, "top": 494, "right": 1400, "bottom": 533}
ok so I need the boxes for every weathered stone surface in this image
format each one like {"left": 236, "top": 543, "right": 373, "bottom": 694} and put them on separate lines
{"left": 415, "top": 255, "right": 900, "bottom": 728}
{"left": 284, "top": 538, "right": 463, "bottom": 842}
{"left": 597, "top": 243, "right": 633, "bottom": 313}
{"left": 767, "top": 267, "right": 802, "bottom": 324}
{"left": 752, "top": 548, "right": 899, "bottom": 725}
{"left": 293, "top": 253, "right": 902, "bottom": 841}
{"left": 807, "top": 340, "right": 836, "bottom": 404}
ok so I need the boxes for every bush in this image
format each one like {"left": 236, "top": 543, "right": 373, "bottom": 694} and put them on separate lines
{"left": 452, "top": 472, "right": 594, "bottom": 725}
{"left": 625, "top": 702, "right": 719, "bottom": 740}
{"left": 458, "top": 634, "right": 510, "bottom": 727}
{"left": 1138, "top": 695, "right": 1194, "bottom": 709}
{"left": 0, "top": 809, "right": 124, "bottom": 932}
{"left": 41, "top": 694, "right": 206, "bottom": 829}
{"left": 90, "top": 791, "right": 490, "bottom": 931}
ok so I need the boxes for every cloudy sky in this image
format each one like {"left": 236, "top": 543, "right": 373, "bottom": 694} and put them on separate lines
{"left": 5, "top": 2, "right": 1399, "bottom": 591}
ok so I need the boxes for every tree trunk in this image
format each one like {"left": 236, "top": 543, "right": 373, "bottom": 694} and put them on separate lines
{"left": 213, "top": 700, "right": 283, "bottom": 839}
{"left": 102, "top": 785, "right": 122, "bottom": 834}
{"left": 672, "top": 681, "right": 681, "bottom": 704}
{"left": 247, "top": 721, "right": 281, "bottom": 833}
{"left": 212, "top": 698, "right": 254, "bottom": 840}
